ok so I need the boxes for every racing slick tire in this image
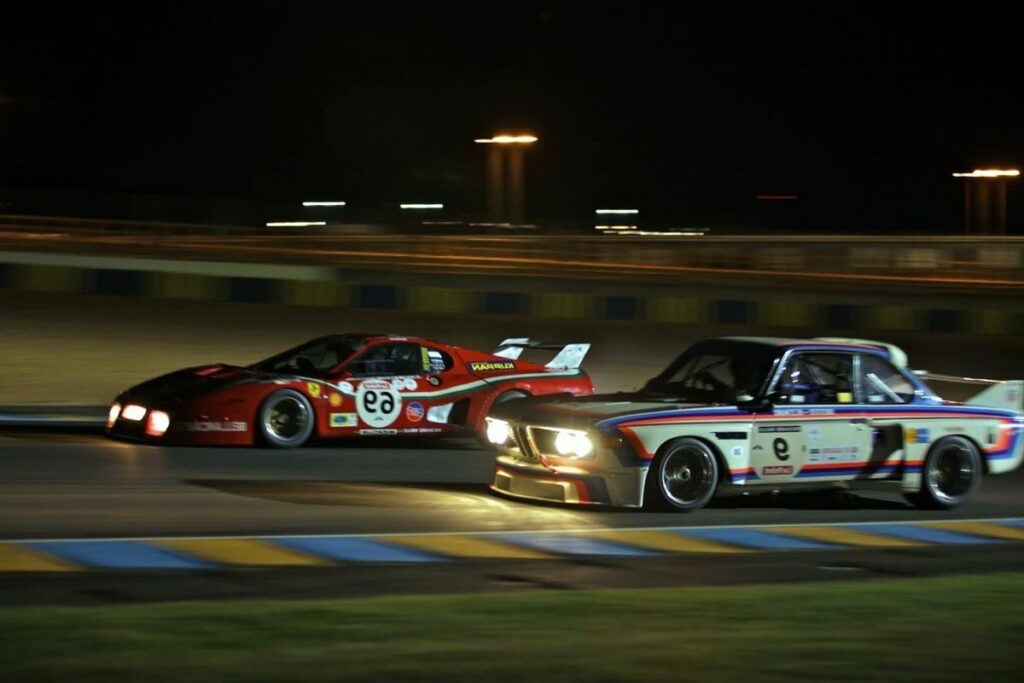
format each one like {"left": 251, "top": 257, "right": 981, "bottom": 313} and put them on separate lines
{"left": 477, "top": 390, "right": 529, "bottom": 445}
{"left": 257, "top": 389, "right": 316, "bottom": 449}
{"left": 646, "top": 437, "right": 720, "bottom": 512}
{"left": 904, "top": 435, "right": 982, "bottom": 509}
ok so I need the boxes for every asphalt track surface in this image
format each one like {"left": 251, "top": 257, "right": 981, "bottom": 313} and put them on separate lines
{"left": 1, "top": 429, "right": 1023, "bottom": 606}
{"left": 2, "top": 430, "right": 1022, "bottom": 540}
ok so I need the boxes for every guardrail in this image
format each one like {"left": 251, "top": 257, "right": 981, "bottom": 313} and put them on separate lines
{"left": 0, "top": 214, "right": 1022, "bottom": 292}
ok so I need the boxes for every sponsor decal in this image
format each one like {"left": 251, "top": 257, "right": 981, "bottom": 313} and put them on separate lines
{"left": 758, "top": 425, "right": 801, "bottom": 434}
{"left": 822, "top": 445, "right": 859, "bottom": 462}
{"left": 807, "top": 426, "right": 823, "bottom": 462}
{"left": 356, "top": 380, "right": 402, "bottom": 427}
{"left": 329, "top": 393, "right": 343, "bottom": 407}
{"left": 427, "top": 376, "right": 441, "bottom": 387}
{"left": 183, "top": 420, "right": 247, "bottom": 432}
{"left": 470, "top": 361, "right": 516, "bottom": 372}
{"left": 762, "top": 465, "right": 794, "bottom": 475}
{"left": 306, "top": 382, "right": 321, "bottom": 398}
{"left": 775, "top": 408, "right": 835, "bottom": 416}
{"left": 329, "top": 413, "right": 358, "bottom": 428}
{"left": 714, "top": 431, "right": 747, "bottom": 440}
{"left": 905, "top": 427, "right": 930, "bottom": 445}
{"left": 943, "top": 426, "right": 965, "bottom": 433}
{"left": 339, "top": 381, "right": 355, "bottom": 395}
{"left": 405, "top": 401, "right": 425, "bottom": 423}
{"left": 1008, "top": 389, "right": 1019, "bottom": 403}
{"left": 730, "top": 445, "right": 745, "bottom": 459}
{"left": 359, "top": 429, "right": 398, "bottom": 435}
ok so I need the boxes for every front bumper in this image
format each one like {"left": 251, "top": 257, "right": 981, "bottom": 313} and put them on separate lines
{"left": 491, "top": 455, "right": 646, "bottom": 507}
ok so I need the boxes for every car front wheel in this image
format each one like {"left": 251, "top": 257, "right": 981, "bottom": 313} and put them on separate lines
{"left": 258, "top": 389, "right": 315, "bottom": 448}
{"left": 647, "top": 438, "right": 720, "bottom": 512}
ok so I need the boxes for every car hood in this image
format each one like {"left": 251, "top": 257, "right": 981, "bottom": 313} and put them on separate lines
{"left": 119, "top": 364, "right": 277, "bottom": 405}
{"left": 491, "top": 391, "right": 725, "bottom": 430}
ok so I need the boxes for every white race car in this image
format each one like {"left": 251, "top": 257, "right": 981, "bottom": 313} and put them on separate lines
{"left": 487, "top": 337, "right": 1024, "bottom": 511}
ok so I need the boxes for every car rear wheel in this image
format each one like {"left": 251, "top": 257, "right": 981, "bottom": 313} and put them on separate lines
{"left": 647, "top": 438, "right": 720, "bottom": 512}
{"left": 258, "top": 389, "right": 315, "bottom": 448}
{"left": 905, "top": 435, "right": 982, "bottom": 509}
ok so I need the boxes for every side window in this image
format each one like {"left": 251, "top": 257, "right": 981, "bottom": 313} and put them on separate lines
{"left": 425, "top": 347, "right": 454, "bottom": 374}
{"left": 772, "top": 353, "right": 854, "bottom": 405}
{"left": 859, "top": 355, "right": 914, "bottom": 404}
{"left": 347, "top": 343, "right": 425, "bottom": 377}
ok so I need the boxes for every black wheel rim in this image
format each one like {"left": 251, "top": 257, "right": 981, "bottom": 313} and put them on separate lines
{"left": 265, "top": 397, "right": 308, "bottom": 441}
{"left": 927, "top": 443, "right": 975, "bottom": 504}
{"left": 661, "top": 445, "right": 715, "bottom": 507}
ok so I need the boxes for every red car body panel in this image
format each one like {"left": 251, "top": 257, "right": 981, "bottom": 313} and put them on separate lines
{"left": 106, "top": 334, "right": 593, "bottom": 446}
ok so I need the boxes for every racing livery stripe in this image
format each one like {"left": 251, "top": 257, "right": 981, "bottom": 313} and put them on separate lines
{"left": 296, "top": 370, "right": 585, "bottom": 401}
{"left": 602, "top": 404, "right": 1021, "bottom": 429}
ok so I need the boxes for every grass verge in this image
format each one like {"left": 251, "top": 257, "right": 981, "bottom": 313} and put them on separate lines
{"left": 1, "top": 572, "right": 1021, "bottom": 682}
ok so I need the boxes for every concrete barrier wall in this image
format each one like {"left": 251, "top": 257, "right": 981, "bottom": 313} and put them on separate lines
{"left": 1, "top": 250, "right": 1022, "bottom": 336}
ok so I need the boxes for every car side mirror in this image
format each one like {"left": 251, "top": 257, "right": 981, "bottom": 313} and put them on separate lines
{"left": 738, "top": 396, "right": 772, "bottom": 412}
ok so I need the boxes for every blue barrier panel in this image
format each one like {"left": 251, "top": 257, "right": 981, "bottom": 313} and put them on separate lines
{"left": 358, "top": 284, "right": 398, "bottom": 309}
{"left": 227, "top": 277, "right": 274, "bottom": 304}
{"left": 605, "top": 296, "right": 638, "bottom": 320}
{"left": 483, "top": 291, "right": 522, "bottom": 315}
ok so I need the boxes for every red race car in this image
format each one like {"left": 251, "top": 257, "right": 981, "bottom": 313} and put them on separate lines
{"left": 105, "top": 334, "right": 592, "bottom": 447}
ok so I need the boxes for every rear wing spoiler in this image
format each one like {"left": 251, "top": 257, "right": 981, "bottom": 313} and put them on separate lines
{"left": 494, "top": 338, "right": 591, "bottom": 370}
{"left": 914, "top": 372, "right": 1023, "bottom": 412}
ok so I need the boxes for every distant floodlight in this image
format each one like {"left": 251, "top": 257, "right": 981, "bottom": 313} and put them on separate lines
{"left": 400, "top": 203, "right": 444, "bottom": 209}
{"left": 952, "top": 169, "right": 1020, "bottom": 178}
{"left": 266, "top": 221, "right": 327, "bottom": 227}
{"left": 595, "top": 209, "right": 639, "bottom": 215}
{"left": 594, "top": 225, "right": 637, "bottom": 230}
{"left": 474, "top": 135, "right": 538, "bottom": 144}
{"left": 302, "top": 201, "right": 347, "bottom": 206}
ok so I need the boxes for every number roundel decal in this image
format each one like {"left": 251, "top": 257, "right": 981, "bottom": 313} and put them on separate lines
{"left": 356, "top": 380, "right": 402, "bottom": 427}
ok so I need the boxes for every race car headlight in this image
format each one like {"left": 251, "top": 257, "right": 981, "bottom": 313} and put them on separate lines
{"left": 145, "top": 410, "right": 170, "bottom": 437}
{"left": 485, "top": 418, "right": 512, "bottom": 445}
{"left": 121, "top": 404, "right": 146, "bottom": 422}
{"left": 554, "top": 430, "right": 594, "bottom": 458}
{"left": 106, "top": 403, "right": 122, "bottom": 429}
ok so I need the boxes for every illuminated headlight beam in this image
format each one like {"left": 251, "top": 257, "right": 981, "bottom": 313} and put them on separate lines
{"left": 302, "top": 201, "right": 347, "bottom": 206}
{"left": 553, "top": 429, "right": 594, "bottom": 458}
{"left": 400, "top": 204, "right": 444, "bottom": 210}
{"left": 595, "top": 209, "right": 639, "bottom": 214}
{"left": 266, "top": 221, "right": 327, "bottom": 227}
{"left": 485, "top": 418, "right": 512, "bottom": 445}
{"left": 121, "top": 404, "right": 146, "bottom": 422}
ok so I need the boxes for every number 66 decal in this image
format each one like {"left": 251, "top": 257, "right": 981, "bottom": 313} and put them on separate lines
{"left": 356, "top": 381, "right": 402, "bottom": 427}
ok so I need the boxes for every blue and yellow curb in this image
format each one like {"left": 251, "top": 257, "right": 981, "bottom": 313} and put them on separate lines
{"left": 1, "top": 518, "right": 1021, "bottom": 572}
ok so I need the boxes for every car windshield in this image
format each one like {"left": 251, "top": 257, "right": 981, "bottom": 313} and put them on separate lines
{"left": 644, "top": 340, "right": 778, "bottom": 403}
{"left": 250, "top": 336, "right": 362, "bottom": 377}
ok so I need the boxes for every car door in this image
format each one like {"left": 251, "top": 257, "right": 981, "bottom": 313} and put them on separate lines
{"left": 751, "top": 351, "right": 871, "bottom": 483}
{"left": 333, "top": 342, "right": 429, "bottom": 433}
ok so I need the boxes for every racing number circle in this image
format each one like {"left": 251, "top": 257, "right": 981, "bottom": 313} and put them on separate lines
{"left": 356, "top": 381, "right": 402, "bottom": 427}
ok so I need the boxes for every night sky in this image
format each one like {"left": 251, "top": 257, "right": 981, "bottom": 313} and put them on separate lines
{"left": 2, "top": 3, "right": 1022, "bottom": 230}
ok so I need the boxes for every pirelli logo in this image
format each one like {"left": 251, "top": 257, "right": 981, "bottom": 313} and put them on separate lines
{"left": 469, "top": 361, "right": 515, "bottom": 372}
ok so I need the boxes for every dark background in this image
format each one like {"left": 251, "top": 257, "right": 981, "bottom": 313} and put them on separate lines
{"left": 1, "top": 2, "right": 1021, "bottom": 230}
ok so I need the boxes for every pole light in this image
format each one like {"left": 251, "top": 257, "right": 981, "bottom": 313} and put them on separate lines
{"left": 475, "top": 133, "right": 537, "bottom": 223}
{"left": 953, "top": 168, "right": 1020, "bottom": 235}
